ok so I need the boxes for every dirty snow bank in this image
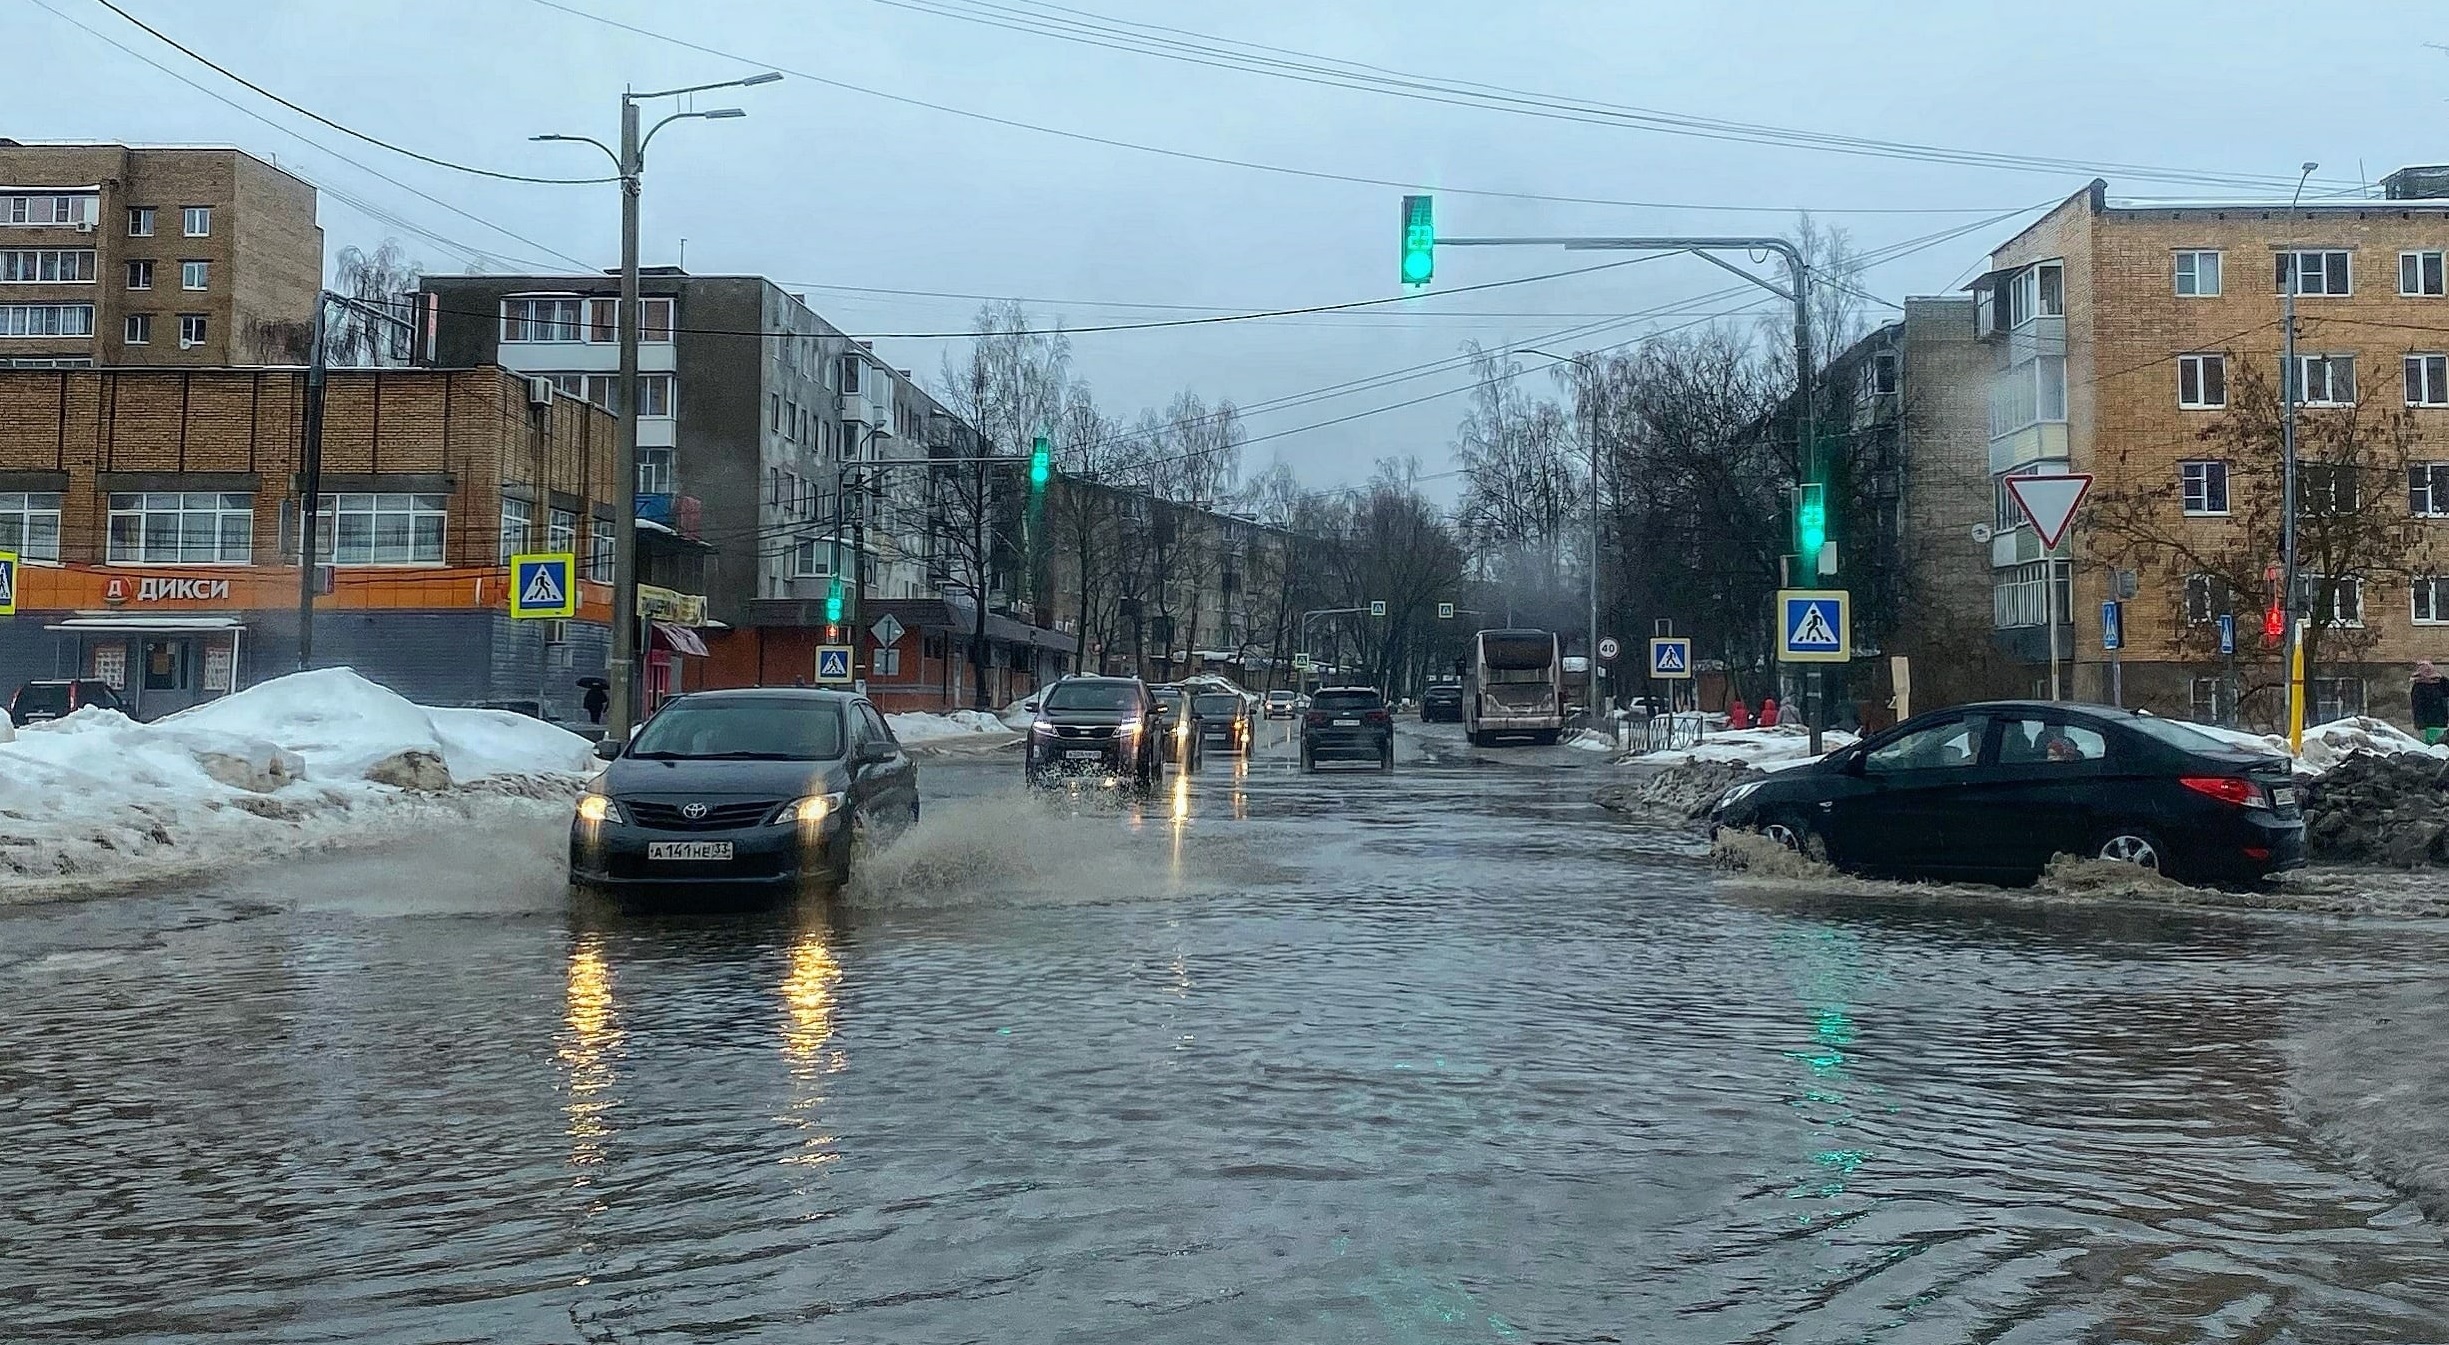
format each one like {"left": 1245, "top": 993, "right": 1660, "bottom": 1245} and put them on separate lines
{"left": 1623, "top": 724, "right": 1858, "bottom": 773}
{"left": 887, "top": 709, "right": 1016, "bottom": 744}
{"left": 1, "top": 668, "right": 592, "bottom": 899}
{"left": 2174, "top": 715, "right": 2447, "bottom": 775}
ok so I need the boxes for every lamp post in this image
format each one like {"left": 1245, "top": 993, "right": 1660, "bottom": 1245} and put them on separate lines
{"left": 535, "top": 71, "right": 779, "bottom": 743}
{"left": 2280, "top": 160, "right": 2317, "bottom": 754}
{"left": 1521, "top": 348, "right": 1602, "bottom": 724}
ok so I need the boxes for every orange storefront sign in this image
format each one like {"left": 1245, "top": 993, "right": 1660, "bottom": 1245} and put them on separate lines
{"left": 11, "top": 563, "right": 613, "bottom": 620}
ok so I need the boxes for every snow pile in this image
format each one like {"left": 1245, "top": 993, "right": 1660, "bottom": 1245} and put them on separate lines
{"left": 1, "top": 668, "right": 594, "bottom": 898}
{"left": 1565, "top": 729, "right": 1617, "bottom": 752}
{"left": 888, "top": 709, "right": 1016, "bottom": 743}
{"left": 1625, "top": 725, "right": 1858, "bottom": 774}
{"left": 2159, "top": 715, "right": 2448, "bottom": 776}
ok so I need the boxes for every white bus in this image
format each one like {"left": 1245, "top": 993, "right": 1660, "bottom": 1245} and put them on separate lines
{"left": 1464, "top": 628, "right": 1565, "bottom": 746}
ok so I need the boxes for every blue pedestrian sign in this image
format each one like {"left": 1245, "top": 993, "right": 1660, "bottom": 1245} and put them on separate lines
{"left": 2101, "top": 600, "right": 2123, "bottom": 652}
{"left": 508, "top": 552, "right": 576, "bottom": 619}
{"left": 1776, "top": 588, "right": 1850, "bottom": 663}
{"left": 2218, "top": 612, "right": 2236, "bottom": 656}
{"left": 1647, "top": 636, "right": 1693, "bottom": 680}
{"left": 0, "top": 549, "right": 16, "bottom": 617}
{"left": 815, "top": 645, "right": 854, "bottom": 685}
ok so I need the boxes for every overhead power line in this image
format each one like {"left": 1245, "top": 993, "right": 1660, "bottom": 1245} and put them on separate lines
{"left": 85, "top": 0, "right": 616, "bottom": 185}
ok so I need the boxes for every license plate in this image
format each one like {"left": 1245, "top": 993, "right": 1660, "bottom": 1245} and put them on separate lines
{"left": 1334, "top": 717, "right": 1359, "bottom": 726}
{"left": 1066, "top": 749, "right": 1105, "bottom": 760}
{"left": 648, "top": 841, "right": 733, "bottom": 861}
{"left": 2273, "top": 787, "right": 2296, "bottom": 808}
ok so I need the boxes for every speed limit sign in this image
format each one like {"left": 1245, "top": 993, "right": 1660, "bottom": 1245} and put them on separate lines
{"left": 1596, "top": 636, "right": 1622, "bottom": 661}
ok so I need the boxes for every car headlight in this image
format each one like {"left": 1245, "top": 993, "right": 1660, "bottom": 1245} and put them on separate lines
{"left": 576, "top": 794, "right": 624, "bottom": 825}
{"left": 771, "top": 791, "right": 847, "bottom": 827}
{"left": 1715, "top": 781, "right": 1763, "bottom": 813}
{"left": 1116, "top": 720, "right": 1142, "bottom": 737}
{"left": 1030, "top": 721, "right": 1059, "bottom": 737}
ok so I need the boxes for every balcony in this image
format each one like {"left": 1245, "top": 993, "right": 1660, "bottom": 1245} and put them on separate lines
{"left": 635, "top": 493, "right": 702, "bottom": 539}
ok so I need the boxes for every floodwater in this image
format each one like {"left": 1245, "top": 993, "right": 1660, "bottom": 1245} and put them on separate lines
{"left": 3, "top": 720, "right": 2447, "bottom": 1343}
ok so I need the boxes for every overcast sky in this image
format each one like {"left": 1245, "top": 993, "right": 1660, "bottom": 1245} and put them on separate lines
{"left": 20, "top": 0, "right": 2449, "bottom": 490}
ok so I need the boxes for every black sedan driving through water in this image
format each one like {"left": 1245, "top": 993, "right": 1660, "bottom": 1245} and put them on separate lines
{"left": 1711, "top": 702, "right": 2305, "bottom": 885}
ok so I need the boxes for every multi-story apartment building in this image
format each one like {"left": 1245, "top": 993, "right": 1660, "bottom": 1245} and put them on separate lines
{"left": 0, "top": 142, "right": 321, "bottom": 368}
{"left": 0, "top": 366, "right": 621, "bottom": 719}
{"left": 1967, "top": 174, "right": 2449, "bottom": 726}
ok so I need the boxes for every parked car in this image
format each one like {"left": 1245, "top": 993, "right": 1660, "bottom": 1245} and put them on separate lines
{"left": 8, "top": 679, "right": 128, "bottom": 725}
{"left": 1263, "top": 689, "right": 1300, "bottom": 720}
{"left": 1193, "top": 691, "right": 1254, "bottom": 755}
{"left": 1024, "top": 676, "right": 1167, "bottom": 791}
{"left": 1147, "top": 683, "right": 1202, "bottom": 770}
{"left": 1301, "top": 686, "right": 1395, "bottom": 773}
{"left": 1420, "top": 682, "right": 1464, "bottom": 723}
{"left": 1709, "top": 702, "right": 2307, "bottom": 885}
{"left": 569, "top": 689, "right": 919, "bottom": 898}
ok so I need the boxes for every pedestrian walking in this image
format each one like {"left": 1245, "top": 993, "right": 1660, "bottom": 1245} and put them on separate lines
{"left": 581, "top": 681, "right": 609, "bottom": 724}
{"left": 1726, "top": 698, "right": 1751, "bottom": 731}
{"left": 1757, "top": 697, "right": 1779, "bottom": 729}
{"left": 2413, "top": 659, "right": 2448, "bottom": 746}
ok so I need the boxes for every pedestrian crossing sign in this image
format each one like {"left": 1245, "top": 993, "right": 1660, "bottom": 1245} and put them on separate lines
{"left": 1777, "top": 588, "right": 1850, "bottom": 663}
{"left": 815, "top": 645, "right": 854, "bottom": 685}
{"left": 0, "top": 550, "right": 16, "bottom": 617}
{"left": 1647, "top": 636, "right": 1692, "bottom": 679}
{"left": 509, "top": 552, "right": 577, "bottom": 619}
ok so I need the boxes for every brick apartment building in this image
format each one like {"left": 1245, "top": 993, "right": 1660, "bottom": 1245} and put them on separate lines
{"left": 1964, "top": 174, "right": 2449, "bottom": 726}
{"left": 0, "top": 142, "right": 322, "bottom": 368}
{"left": 0, "top": 366, "right": 625, "bottom": 719}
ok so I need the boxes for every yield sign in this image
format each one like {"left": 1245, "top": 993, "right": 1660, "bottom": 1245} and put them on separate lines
{"left": 2004, "top": 472, "right": 2093, "bottom": 549}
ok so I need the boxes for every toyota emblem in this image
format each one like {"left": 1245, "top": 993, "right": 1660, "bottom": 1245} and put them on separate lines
{"left": 681, "top": 802, "right": 709, "bottom": 820}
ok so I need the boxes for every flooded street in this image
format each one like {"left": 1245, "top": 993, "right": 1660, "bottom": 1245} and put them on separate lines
{"left": 5, "top": 722, "right": 2448, "bottom": 1342}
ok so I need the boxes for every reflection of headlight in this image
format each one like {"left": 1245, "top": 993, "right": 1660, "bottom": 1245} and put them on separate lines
{"left": 1715, "top": 782, "right": 1763, "bottom": 812}
{"left": 1175, "top": 720, "right": 1190, "bottom": 739}
{"left": 576, "top": 794, "right": 623, "bottom": 824}
{"left": 773, "top": 792, "right": 846, "bottom": 826}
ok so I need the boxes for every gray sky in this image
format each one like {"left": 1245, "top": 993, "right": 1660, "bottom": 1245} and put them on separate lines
{"left": 21, "top": 0, "right": 2449, "bottom": 489}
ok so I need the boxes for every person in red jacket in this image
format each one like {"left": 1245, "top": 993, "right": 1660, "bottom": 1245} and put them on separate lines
{"left": 1726, "top": 698, "right": 1751, "bottom": 731}
{"left": 1757, "top": 697, "right": 1780, "bottom": 728}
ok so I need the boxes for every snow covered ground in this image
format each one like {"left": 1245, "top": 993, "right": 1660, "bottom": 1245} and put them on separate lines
{"left": 887, "top": 709, "right": 1017, "bottom": 744}
{"left": 1622, "top": 725, "right": 1860, "bottom": 773}
{"left": 1, "top": 668, "right": 594, "bottom": 900}
{"left": 2174, "top": 715, "right": 2449, "bottom": 775}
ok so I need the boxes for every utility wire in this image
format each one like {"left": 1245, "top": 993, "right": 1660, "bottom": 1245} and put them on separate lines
{"left": 85, "top": 0, "right": 617, "bottom": 185}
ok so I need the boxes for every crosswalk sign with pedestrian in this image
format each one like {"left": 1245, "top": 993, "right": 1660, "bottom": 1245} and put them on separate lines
{"left": 815, "top": 645, "right": 854, "bottom": 685}
{"left": 509, "top": 552, "right": 577, "bottom": 619}
{"left": 1647, "top": 636, "right": 1692, "bottom": 679}
{"left": 0, "top": 550, "right": 15, "bottom": 618}
{"left": 1776, "top": 588, "right": 1850, "bottom": 663}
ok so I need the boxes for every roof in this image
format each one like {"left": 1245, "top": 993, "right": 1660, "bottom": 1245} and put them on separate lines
{"left": 680, "top": 686, "right": 863, "bottom": 703}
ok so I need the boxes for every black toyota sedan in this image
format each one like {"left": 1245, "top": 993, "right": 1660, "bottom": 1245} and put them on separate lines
{"left": 1024, "top": 675, "right": 1167, "bottom": 791}
{"left": 1710, "top": 702, "right": 2305, "bottom": 885}
{"left": 569, "top": 689, "right": 919, "bottom": 898}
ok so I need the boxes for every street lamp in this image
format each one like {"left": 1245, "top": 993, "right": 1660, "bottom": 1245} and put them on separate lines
{"left": 1521, "top": 347, "right": 1602, "bottom": 723}
{"left": 535, "top": 71, "right": 780, "bottom": 744}
{"left": 2280, "top": 160, "right": 2317, "bottom": 754}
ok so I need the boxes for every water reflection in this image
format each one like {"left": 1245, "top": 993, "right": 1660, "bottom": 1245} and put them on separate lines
{"left": 559, "top": 934, "right": 623, "bottom": 1177}
{"left": 1782, "top": 928, "right": 1871, "bottom": 1203}
{"left": 779, "top": 911, "right": 845, "bottom": 1171}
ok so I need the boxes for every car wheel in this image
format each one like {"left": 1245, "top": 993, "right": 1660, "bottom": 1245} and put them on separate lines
{"left": 1377, "top": 744, "right": 1394, "bottom": 772}
{"left": 1464, "top": 729, "right": 1481, "bottom": 747}
{"left": 1299, "top": 745, "right": 1315, "bottom": 773}
{"left": 2096, "top": 831, "right": 2166, "bottom": 873}
{"left": 1760, "top": 810, "right": 1828, "bottom": 862}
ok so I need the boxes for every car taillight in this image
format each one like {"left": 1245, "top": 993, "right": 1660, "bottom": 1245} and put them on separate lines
{"left": 1305, "top": 711, "right": 1327, "bottom": 727}
{"left": 1364, "top": 710, "right": 1390, "bottom": 725}
{"left": 2180, "top": 776, "right": 2268, "bottom": 809}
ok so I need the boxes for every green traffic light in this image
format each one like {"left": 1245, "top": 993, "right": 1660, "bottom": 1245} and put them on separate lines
{"left": 825, "top": 577, "right": 844, "bottom": 623}
{"left": 1797, "top": 482, "right": 1827, "bottom": 556}
{"left": 1029, "top": 434, "right": 1051, "bottom": 488}
{"left": 1400, "top": 194, "right": 1434, "bottom": 287}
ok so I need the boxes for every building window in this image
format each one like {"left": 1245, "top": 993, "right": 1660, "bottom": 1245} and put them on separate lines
{"left": 0, "top": 249, "right": 95, "bottom": 283}
{"left": 2180, "top": 460, "right": 2229, "bottom": 515}
{"left": 499, "top": 497, "right": 532, "bottom": 564}
{"left": 0, "top": 491, "right": 62, "bottom": 561}
{"left": 2278, "top": 249, "right": 2351, "bottom": 296}
{"left": 1991, "top": 558, "right": 2070, "bottom": 629}
{"left": 2403, "top": 251, "right": 2447, "bottom": 297}
{"left": 178, "top": 313, "right": 207, "bottom": 348}
{"left": 2413, "top": 463, "right": 2449, "bottom": 517}
{"left": 123, "top": 313, "right": 151, "bottom": 346}
{"left": 2303, "top": 462, "right": 2360, "bottom": 514}
{"left": 125, "top": 259, "right": 152, "bottom": 290}
{"left": 0, "top": 303, "right": 94, "bottom": 337}
{"left": 127, "top": 206, "right": 154, "bottom": 238}
{"left": 2189, "top": 676, "right": 2228, "bottom": 726}
{"left": 501, "top": 296, "right": 582, "bottom": 342}
{"left": 2175, "top": 250, "right": 2221, "bottom": 296}
{"left": 548, "top": 507, "right": 578, "bottom": 556}
{"left": 2290, "top": 354, "right": 2355, "bottom": 406}
{"left": 2006, "top": 261, "right": 2064, "bottom": 328}
{"left": 180, "top": 260, "right": 208, "bottom": 291}
{"left": 633, "top": 373, "right": 672, "bottom": 418}
{"left": 641, "top": 297, "right": 674, "bottom": 343}
{"left": 771, "top": 393, "right": 782, "bottom": 432}
{"left": 2414, "top": 575, "right": 2449, "bottom": 624}
{"left": 1988, "top": 358, "right": 2066, "bottom": 438}
{"left": 181, "top": 206, "right": 211, "bottom": 238}
{"left": 2178, "top": 352, "right": 2226, "bottom": 409}
{"left": 587, "top": 297, "right": 616, "bottom": 343}
{"left": 318, "top": 493, "right": 447, "bottom": 565}
{"left": 792, "top": 537, "right": 831, "bottom": 577}
{"left": 840, "top": 355, "right": 864, "bottom": 394}
{"left": 2311, "top": 676, "right": 2366, "bottom": 723}
{"left": 2408, "top": 355, "right": 2449, "bottom": 407}
{"left": 107, "top": 492, "right": 252, "bottom": 564}
{"left": 2306, "top": 574, "right": 2364, "bottom": 627}
{"left": 587, "top": 519, "right": 615, "bottom": 583}
{"left": 1870, "top": 350, "right": 1898, "bottom": 395}
{"left": 2182, "top": 573, "right": 2233, "bottom": 624}
{"left": 638, "top": 447, "right": 674, "bottom": 496}
{"left": 1, "top": 194, "right": 95, "bottom": 227}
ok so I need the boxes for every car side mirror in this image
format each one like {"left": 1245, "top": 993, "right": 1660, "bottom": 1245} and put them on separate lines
{"left": 592, "top": 738, "right": 621, "bottom": 760}
{"left": 1842, "top": 749, "right": 1867, "bottom": 776}
{"left": 856, "top": 739, "right": 894, "bottom": 764}
{"left": 1023, "top": 699, "right": 1039, "bottom": 713}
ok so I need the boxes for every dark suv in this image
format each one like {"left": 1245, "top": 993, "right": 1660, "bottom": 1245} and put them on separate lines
{"left": 1026, "top": 676, "right": 1167, "bottom": 790}
{"left": 1301, "top": 686, "right": 1394, "bottom": 773}
{"left": 8, "top": 679, "right": 129, "bottom": 725}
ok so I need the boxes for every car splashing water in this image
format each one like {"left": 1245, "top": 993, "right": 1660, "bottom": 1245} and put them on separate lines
{"left": 846, "top": 785, "right": 1277, "bottom": 912}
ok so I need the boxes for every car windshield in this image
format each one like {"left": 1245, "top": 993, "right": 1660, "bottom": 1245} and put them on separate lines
{"left": 629, "top": 700, "right": 844, "bottom": 760}
{"left": 1194, "top": 694, "right": 1242, "bottom": 715}
{"left": 1266, "top": 691, "right": 1295, "bottom": 702}
{"left": 1312, "top": 690, "right": 1383, "bottom": 712}
{"left": 1045, "top": 681, "right": 1138, "bottom": 712}
{"left": 1150, "top": 687, "right": 1182, "bottom": 704}
{"left": 12, "top": 684, "right": 69, "bottom": 716}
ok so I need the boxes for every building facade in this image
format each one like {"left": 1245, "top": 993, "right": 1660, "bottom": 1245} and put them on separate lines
{"left": 1969, "top": 175, "right": 2449, "bottom": 727}
{"left": 0, "top": 366, "right": 621, "bottom": 719}
{"left": 0, "top": 143, "right": 322, "bottom": 368}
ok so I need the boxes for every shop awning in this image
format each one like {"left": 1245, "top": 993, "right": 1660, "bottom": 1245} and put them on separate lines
{"left": 652, "top": 620, "right": 708, "bottom": 657}
{"left": 46, "top": 615, "right": 248, "bottom": 634}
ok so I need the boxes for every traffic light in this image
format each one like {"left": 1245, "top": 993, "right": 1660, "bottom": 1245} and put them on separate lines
{"left": 1400, "top": 195, "right": 1435, "bottom": 286}
{"left": 1795, "top": 481, "right": 1828, "bottom": 563}
{"left": 2263, "top": 602, "right": 2285, "bottom": 644}
{"left": 1029, "top": 434, "right": 1052, "bottom": 489}
{"left": 825, "top": 576, "right": 845, "bottom": 624}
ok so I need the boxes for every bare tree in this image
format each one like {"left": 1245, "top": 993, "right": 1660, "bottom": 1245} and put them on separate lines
{"left": 327, "top": 240, "right": 422, "bottom": 367}
{"left": 1453, "top": 343, "right": 1581, "bottom": 625}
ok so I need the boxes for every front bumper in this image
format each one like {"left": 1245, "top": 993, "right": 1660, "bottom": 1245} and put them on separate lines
{"left": 1026, "top": 737, "right": 1142, "bottom": 781}
{"left": 570, "top": 813, "right": 844, "bottom": 890}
